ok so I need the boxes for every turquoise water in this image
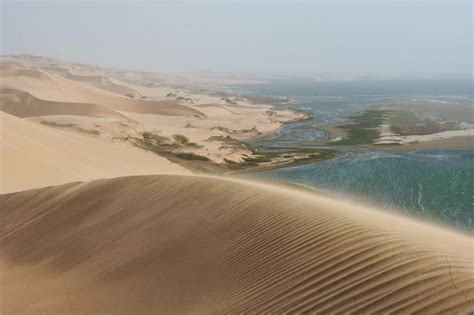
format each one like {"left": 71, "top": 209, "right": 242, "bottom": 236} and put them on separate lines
{"left": 231, "top": 79, "right": 473, "bottom": 232}
{"left": 247, "top": 149, "right": 473, "bottom": 231}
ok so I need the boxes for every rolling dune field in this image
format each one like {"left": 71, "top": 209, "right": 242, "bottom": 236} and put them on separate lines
{"left": 0, "top": 64, "right": 204, "bottom": 118}
{"left": 1, "top": 175, "right": 473, "bottom": 314}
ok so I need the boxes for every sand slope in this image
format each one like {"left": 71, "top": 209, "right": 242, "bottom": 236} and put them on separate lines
{"left": 42, "top": 65, "right": 144, "bottom": 97}
{"left": 1, "top": 57, "right": 305, "bottom": 164}
{"left": 0, "top": 112, "right": 188, "bottom": 193}
{"left": 0, "top": 65, "right": 204, "bottom": 117}
{"left": 1, "top": 175, "right": 472, "bottom": 314}
{"left": 0, "top": 88, "right": 129, "bottom": 119}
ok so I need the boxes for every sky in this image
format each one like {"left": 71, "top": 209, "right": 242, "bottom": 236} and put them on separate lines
{"left": 1, "top": 1, "right": 472, "bottom": 78}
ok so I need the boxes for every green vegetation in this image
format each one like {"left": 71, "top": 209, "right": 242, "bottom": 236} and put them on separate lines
{"left": 225, "top": 148, "right": 339, "bottom": 172}
{"left": 284, "top": 150, "right": 337, "bottom": 167}
{"left": 387, "top": 110, "right": 453, "bottom": 136}
{"left": 136, "top": 133, "right": 174, "bottom": 154}
{"left": 142, "top": 132, "right": 169, "bottom": 144}
{"left": 224, "top": 158, "right": 239, "bottom": 165}
{"left": 134, "top": 132, "right": 205, "bottom": 161}
{"left": 333, "top": 110, "right": 389, "bottom": 145}
{"left": 331, "top": 108, "right": 451, "bottom": 143}
{"left": 389, "top": 110, "right": 418, "bottom": 135}
{"left": 390, "top": 110, "right": 418, "bottom": 125}
{"left": 172, "top": 134, "right": 201, "bottom": 147}
{"left": 242, "top": 155, "right": 272, "bottom": 163}
{"left": 224, "top": 154, "right": 273, "bottom": 169}
{"left": 175, "top": 152, "right": 210, "bottom": 161}
{"left": 135, "top": 131, "right": 338, "bottom": 173}
{"left": 172, "top": 134, "right": 190, "bottom": 144}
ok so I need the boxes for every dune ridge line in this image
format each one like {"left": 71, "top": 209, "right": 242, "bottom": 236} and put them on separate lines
{"left": 1, "top": 174, "right": 472, "bottom": 314}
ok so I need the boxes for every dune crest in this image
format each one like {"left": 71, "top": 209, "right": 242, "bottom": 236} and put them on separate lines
{"left": 0, "top": 88, "right": 129, "bottom": 119}
{"left": 1, "top": 175, "right": 472, "bottom": 314}
{"left": 0, "top": 64, "right": 204, "bottom": 117}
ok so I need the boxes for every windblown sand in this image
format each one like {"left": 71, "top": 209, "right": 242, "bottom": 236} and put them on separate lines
{"left": 1, "top": 175, "right": 472, "bottom": 314}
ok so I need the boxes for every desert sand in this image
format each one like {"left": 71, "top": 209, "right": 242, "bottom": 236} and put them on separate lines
{"left": 377, "top": 128, "right": 474, "bottom": 145}
{"left": 1, "top": 55, "right": 473, "bottom": 314}
{"left": 1, "top": 175, "right": 473, "bottom": 314}
{"left": 0, "top": 112, "right": 188, "bottom": 193}
{"left": 0, "top": 56, "right": 304, "bottom": 166}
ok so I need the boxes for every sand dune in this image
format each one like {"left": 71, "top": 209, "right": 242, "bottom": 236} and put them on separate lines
{"left": 0, "top": 56, "right": 306, "bottom": 164}
{"left": 0, "top": 64, "right": 204, "bottom": 118}
{"left": 43, "top": 65, "right": 143, "bottom": 97}
{"left": 0, "top": 88, "right": 129, "bottom": 119}
{"left": 1, "top": 174, "right": 472, "bottom": 314}
{"left": 0, "top": 112, "right": 188, "bottom": 193}
{"left": 0, "top": 60, "right": 25, "bottom": 70}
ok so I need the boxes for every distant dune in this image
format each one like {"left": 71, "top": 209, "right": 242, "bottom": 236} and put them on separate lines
{"left": 0, "top": 64, "right": 204, "bottom": 117}
{"left": 42, "top": 65, "right": 144, "bottom": 97}
{"left": 2, "top": 175, "right": 472, "bottom": 314}
{"left": 0, "top": 56, "right": 304, "bottom": 165}
{"left": 0, "top": 88, "right": 129, "bottom": 119}
{"left": 0, "top": 112, "right": 188, "bottom": 193}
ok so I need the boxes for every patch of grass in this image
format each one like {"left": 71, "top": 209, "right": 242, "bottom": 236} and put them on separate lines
{"left": 172, "top": 134, "right": 189, "bottom": 144}
{"left": 389, "top": 110, "right": 418, "bottom": 135}
{"left": 175, "top": 152, "right": 210, "bottom": 161}
{"left": 171, "top": 134, "right": 201, "bottom": 147}
{"left": 390, "top": 110, "right": 418, "bottom": 125}
{"left": 135, "top": 138, "right": 172, "bottom": 154}
{"left": 390, "top": 124, "right": 402, "bottom": 135}
{"left": 224, "top": 158, "right": 244, "bottom": 170}
{"left": 223, "top": 155, "right": 272, "bottom": 169}
{"left": 224, "top": 158, "right": 239, "bottom": 165}
{"left": 233, "top": 148, "right": 340, "bottom": 173}
{"left": 333, "top": 110, "right": 389, "bottom": 145}
{"left": 135, "top": 132, "right": 187, "bottom": 155}
{"left": 242, "top": 155, "right": 271, "bottom": 163}
{"left": 387, "top": 110, "right": 450, "bottom": 136}
{"left": 142, "top": 132, "right": 169, "bottom": 144}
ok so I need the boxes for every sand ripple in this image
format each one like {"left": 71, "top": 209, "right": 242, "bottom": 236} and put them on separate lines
{"left": 1, "top": 175, "right": 473, "bottom": 314}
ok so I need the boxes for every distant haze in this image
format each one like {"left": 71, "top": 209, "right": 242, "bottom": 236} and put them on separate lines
{"left": 1, "top": 1, "right": 472, "bottom": 78}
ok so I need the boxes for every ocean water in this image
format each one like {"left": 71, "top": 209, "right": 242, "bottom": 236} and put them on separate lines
{"left": 231, "top": 79, "right": 474, "bottom": 232}
{"left": 247, "top": 149, "right": 473, "bottom": 231}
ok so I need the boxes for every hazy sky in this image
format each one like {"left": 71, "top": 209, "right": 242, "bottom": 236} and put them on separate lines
{"left": 1, "top": 1, "right": 472, "bottom": 77}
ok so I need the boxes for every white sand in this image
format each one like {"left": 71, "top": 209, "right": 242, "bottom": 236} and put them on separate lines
{"left": 376, "top": 128, "right": 474, "bottom": 145}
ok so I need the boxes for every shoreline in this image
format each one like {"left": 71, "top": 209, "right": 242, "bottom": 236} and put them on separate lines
{"left": 216, "top": 107, "right": 472, "bottom": 176}
{"left": 3, "top": 54, "right": 472, "bottom": 191}
{"left": 226, "top": 148, "right": 342, "bottom": 175}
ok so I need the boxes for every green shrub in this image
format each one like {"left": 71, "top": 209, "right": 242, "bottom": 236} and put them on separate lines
{"left": 172, "top": 134, "right": 190, "bottom": 144}
{"left": 224, "top": 158, "right": 239, "bottom": 165}
{"left": 242, "top": 155, "right": 271, "bottom": 163}
{"left": 175, "top": 152, "right": 209, "bottom": 161}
